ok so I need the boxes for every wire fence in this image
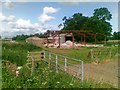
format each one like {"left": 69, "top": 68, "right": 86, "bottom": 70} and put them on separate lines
{"left": 87, "top": 47, "right": 118, "bottom": 62}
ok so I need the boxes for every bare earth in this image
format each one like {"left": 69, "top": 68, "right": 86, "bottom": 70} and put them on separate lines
{"left": 30, "top": 51, "right": 118, "bottom": 88}
{"left": 84, "top": 60, "right": 118, "bottom": 87}
{"left": 66, "top": 60, "right": 118, "bottom": 88}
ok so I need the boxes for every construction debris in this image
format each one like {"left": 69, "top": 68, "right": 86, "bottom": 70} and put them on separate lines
{"left": 61, "top": 40, "right": 73, "bottom": 48}
{"left": 44, "top": 40, "right": 104, "bottom": 48}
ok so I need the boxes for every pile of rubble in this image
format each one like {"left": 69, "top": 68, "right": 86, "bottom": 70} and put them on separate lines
{"left": 44, "top": 40, "right": 74, "bottom": 48}
{"left": 44, "top": 40, "right": 104, "bottom": 48}
{"left": 61, "top": 40, "right": 73, "bottom": 48}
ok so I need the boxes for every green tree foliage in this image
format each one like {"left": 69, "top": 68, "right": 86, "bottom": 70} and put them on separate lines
{"left": 112, "top": 31, "right": 120, "bottom": 40}
{"left": 62, "top": 13, "right": 88, "bottom": 30}
{"left": 12, "top": 34, "right": 29, "bottom": 41}
{"left": 93, "top": 7, "right": 112, "bottom": 21}
{"left": 12, "top": 33, "right": 46, "bottom": 41}
{"left": 60, "top": 7, "right": 112, "bottom": 42}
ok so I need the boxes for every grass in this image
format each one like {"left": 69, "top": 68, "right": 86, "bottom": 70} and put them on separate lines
{"left": 2, "top": 41, "right": 42, "bottom": 66}
{"left": 43, "top": 46, "right": 118, "bottom": 63}
{"left": 43, "top": 47, "right": 90, "bottom": 62}
{"left": 2, "top": 62, "right": 114, "bottom": 88}
{"left": 2, "top": 41, "right": 118, "bottom": 88}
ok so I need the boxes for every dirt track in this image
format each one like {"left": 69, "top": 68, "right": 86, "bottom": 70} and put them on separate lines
{"left": 30, "top": 51, "right": 118, "bottom": 87}
{"left": 84, "top": 60, "right": 118, "bottom": 87}
{"left": 58, "top": 60, "right": 118, "bottom": 87}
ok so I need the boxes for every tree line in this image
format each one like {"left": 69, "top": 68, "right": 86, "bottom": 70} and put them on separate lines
{"left": 12, "top": 7, "right": 120, "bottom": 42}
{"left": 12, "top": 33, "right": 46, "bottom": 41}
{"left": 59, "top": 7, "right": 113, "bottom": 42}
{"left": 12, "top": 31, "right": 120, "bottom": 41}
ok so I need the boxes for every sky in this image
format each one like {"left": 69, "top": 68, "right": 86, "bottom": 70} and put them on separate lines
{"left": 0, "top": 0, "right": 119, "bottom": 38}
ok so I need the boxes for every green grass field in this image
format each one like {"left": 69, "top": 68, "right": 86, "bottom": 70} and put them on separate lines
{"left": 2, "top": 41, "right": 118, "bottom": 88}
{"left": 43, "top": 46, "right": 118, "bottom": 63}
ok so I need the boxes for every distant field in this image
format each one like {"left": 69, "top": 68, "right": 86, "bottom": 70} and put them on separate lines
{"left": 43, "top": 46, "right": 118, "bottom": 63}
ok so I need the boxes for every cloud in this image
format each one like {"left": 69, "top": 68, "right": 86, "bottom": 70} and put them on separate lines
{"left": 4, "top": 0, "right": 13, "bottom": 8}
{"left": 39, "top": 14, "right": 55, "bottom": 24}
{"left": 3, "top": 18, "right": 48, "bottom": 38}
{"left": 1, "top": 18, "right": 60, "bottom": 38}
{"left": 38, "top": 7, "right": 59, "bottom": 24}
{"left": 43, "top": 7, "right": 58, "bottom": 14}
{"left": 0, "top": 13, "right": 16, "bottom": 22}
{"left": 1, "top": 6, "right": 60, "bottom": 38}
{"left": 14, "top": 19, "right": 33, "bottom": 29}
{"left": 8, "top": 18, "right": 37, "bottom": 30}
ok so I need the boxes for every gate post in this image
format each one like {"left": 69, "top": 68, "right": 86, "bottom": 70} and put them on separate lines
{"left": 109, "top": 49, "right": 112, "bottom": 58}
{"left": 31, "top": 56, "right": 34, "bottom": 76}
{"left": 56, "top": 55, "right": 58, "bottom": 72}
{"left": 90, "top": 49, "right": 93, "bottom": 60}
{"left": 65, "top": 58, "right": 67, "bottom": 72}
{"left": 49, "top": 52, "right": 51, "bottom": 68}
{"left": 81, "top": 61, "right": 84, "bottom": 81}
{"left": 44, "top": 51, "right": 46, "bottom": 62}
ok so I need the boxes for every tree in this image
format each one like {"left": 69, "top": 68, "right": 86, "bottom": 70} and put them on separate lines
{"left": 12, "top": 33, "right": 46, "bottom": 41}
{"left": 60, "top": 7, "right": 112, "bottom": 42}
{"left": 112, "top": 31, "right": 120, "bottom": 40}
{"left": 93, "top": 7, "right": 112, "bottom": 41}
{"left": 61, "top": 13, "right": 88, "bottom": 30}
{"left": 93, "top": 7, "right": 112, "bottom": 21}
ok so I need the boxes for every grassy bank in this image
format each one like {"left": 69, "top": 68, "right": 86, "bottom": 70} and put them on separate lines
{"left": 2, "top": 62, "right": 114, "bottom": 88}
{"left": 2, "top": 41, "right": 42, "bottom": 66}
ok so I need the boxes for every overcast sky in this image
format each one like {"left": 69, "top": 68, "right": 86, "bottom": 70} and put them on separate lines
{"left": 0, "top": 0, "right": 119, "bottom": 38}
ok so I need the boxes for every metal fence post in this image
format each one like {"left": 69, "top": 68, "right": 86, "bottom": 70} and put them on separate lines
{"left": 49, "top": 52, "right": 51, "bottom": 68}
{"left": 56, "top": 55, "right": 58, "bottom": 72}
{"left": 31, "top": 56, "right": 34, "bottom": 76}
{"left": 109, "top": 49, "right": 112, "bottom": 58}
{"left": 44, "top": 51, "right": 46, "bottom": 62}
{"left": 65, "top": 58, "right": 67, "bottom": 72}
{"left": 90, "top": 49, "right": 93, "bottom": 59}
{"left": 81, "top": 61, "right": 84, "bottom": 82}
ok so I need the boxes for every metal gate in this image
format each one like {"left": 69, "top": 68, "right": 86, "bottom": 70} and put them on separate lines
{"left": 44, "top": 50, "right": 84, "bottom": 81}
